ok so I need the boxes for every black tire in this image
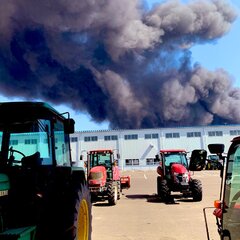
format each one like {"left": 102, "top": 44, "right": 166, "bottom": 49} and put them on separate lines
{"left": 107, "top": 182, "right": 118, "bottom": 205}
{"left": 190, "top": 179, "right": 202, "bottom": 202}
{"left": 117, "top": 181, "right": 121, "bottom": 200}
{"left": 36, "top": 180, "right": 92, "bottom": 240}
{"left": 157, "top": 176, "right": 161, "bottom": 196}
{"left": 72, "top": 183, "right": 92, "bottom": 240}
{"left": 157, "top": 179, "right": 170, "bottom": 202}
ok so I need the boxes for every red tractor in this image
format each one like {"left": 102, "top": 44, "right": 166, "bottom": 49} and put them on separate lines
{"left": 83, "top": 149, "right": 130, "bottom": 205}
{"left": 156, "top": 149, "right": 204, "bottom": 202}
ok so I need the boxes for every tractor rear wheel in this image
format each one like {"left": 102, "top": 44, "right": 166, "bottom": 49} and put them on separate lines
{"left": 73, "top": 183, "right": 92, "bottom": 239}
{"left": 36, "top": 182, "right": 92, "bottom": 240}
{"left": 107, "top": 182, "right": 118, "bottom": 205}
{"left": 157, "top": 178, "right": 170, "bottom": 202}
{"left": 190, "top": 179, "right": 202, "bottom": 202}
{"left": 117, "top": 181, "right": 121, "bottom": 200}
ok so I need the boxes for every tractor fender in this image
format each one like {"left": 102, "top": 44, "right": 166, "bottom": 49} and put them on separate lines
{"left": 157, "top": 166, "right": 163, "bottom": 177}
{"left": 113, "top": 166, "right": 121, "bottom": 181}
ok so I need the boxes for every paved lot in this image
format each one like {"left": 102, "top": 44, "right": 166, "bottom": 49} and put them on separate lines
{"left": 91, "top": 170, "right": 221, "bottom": 240}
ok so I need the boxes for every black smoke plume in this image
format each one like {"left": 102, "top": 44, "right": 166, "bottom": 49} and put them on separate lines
{"left": 0, "top": 0, "right": 239, "bottom": 129}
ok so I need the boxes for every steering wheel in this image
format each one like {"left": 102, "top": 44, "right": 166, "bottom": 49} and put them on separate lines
{"left": 8, "top": 147, "right": 26, "bottom": 165}
{"left": 230, "top": 191, "right": 240, "bottom": 209}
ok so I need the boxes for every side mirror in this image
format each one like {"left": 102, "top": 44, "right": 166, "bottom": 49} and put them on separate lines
{"left": 64, "top": 118, "right": 75, "bottom": 134}
{"left": 208, "top": 144, "right": 224, "bottom": 154}
{"left": 155, "top": 154, "right": 160, "bottom": 161}
{"left": 189, "top": 149, "right": 207, "bottom": 171}
{"left": 80, "top": 155, "right": 83, "bottom": 160}
{"left": 208, "top": 144, "right": 225, "bottom": 178}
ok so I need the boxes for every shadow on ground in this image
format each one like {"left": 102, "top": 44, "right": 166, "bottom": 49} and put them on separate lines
{"left": 125, "top": 194, "right": 180, "bottom": 205}
{"left": 92, "top": 202, "right": 118, "bottom": 207}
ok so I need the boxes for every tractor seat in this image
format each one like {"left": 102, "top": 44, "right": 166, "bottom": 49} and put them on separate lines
{"left": 21, "top": 152, "right": 42, "bottom": 169}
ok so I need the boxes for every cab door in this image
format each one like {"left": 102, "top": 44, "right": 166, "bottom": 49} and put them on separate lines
{"left": 222, "top": 141, "right": 240, "bottom": 240}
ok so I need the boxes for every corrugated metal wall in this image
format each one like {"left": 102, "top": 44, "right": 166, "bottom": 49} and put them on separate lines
{"left": 70, "top": 125, "right": 240, "bottom": 170}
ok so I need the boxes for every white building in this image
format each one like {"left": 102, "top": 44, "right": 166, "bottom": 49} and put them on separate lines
{"left": 70, "top": 124, "right": 240, "bottom": 170}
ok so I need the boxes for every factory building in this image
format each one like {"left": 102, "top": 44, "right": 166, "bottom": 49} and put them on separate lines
{"left": 70, "top": 124, "right": 240, "bottom": 170}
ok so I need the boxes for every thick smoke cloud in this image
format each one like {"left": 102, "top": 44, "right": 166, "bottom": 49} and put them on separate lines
{"left": 0, "top": 0, "right": 238, "bottom": 129}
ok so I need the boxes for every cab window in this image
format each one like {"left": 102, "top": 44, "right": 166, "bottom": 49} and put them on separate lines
{"left": 54, "top": 119, "right": 71, "bottom": 166}
{"left": 223, "top": 143, "right": 240, "bottom": 239}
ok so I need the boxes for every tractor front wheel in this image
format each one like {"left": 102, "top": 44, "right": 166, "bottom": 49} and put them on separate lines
{"left": 190, "top": 179, "right": 202, "bottom": 202}
{"left": 37, "top": 182, "right": 92, "bottom": 240}
{"left": 107, "top": 182, "right": 118, "bottom": 205}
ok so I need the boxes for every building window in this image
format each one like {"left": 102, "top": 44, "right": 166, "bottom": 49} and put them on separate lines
{"left": 216, "top": 131, "right": 223, "bottom": 136}
{"left": 165, "top": 133, "right": 172, "bottom": 138}
{"left": 230, "top": 130, "right": 240, "bottom": 136}
{"left": 25, "top": 139, "right": 37, "bottom": 144}
{"left": 165, "top": 133, "right": 180, "bottom": 138}
{"left": 145, "top": 134, "right": 151, "bottom": 139}
{"left": 144, "top": 133, "right": 159, "bottom": 139}
{"left": 84, "top": 136, "right": 98, "bottom": 142}
{"left": 208, "top": 131, "right": 223, "bottom": 137}
{"left": 125, "top": 159, "right": 139, "bottom": 166}
{"left": 187, "top": 132, "right": 193, "bottom": 138}
{"left": 152, "top": 133, "right": 159, "bottom": 139}
{"left": 104, "top": 135, "right": 118, "bottom": 141}
{"left": 173, "top": 133, "right": 180, "bottom": 138}
{"left": 187, "top": 132, "right": 201, "bottom": 138}
{"left": 146, "top": 158, "right": 159, "bottom": 165}
{"left": 208, "top": 131, "right": 214, "bottom": 137}
{"left": 10, "top": 140, "right": 18, "bottom": 146}
{"left": 124, "top": 134, "right": 138, "bottom": 140}
{"left": 71, "top": 137, "right": 78, "bottom": 142}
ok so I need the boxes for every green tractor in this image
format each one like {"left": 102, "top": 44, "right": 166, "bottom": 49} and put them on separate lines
{"left": 0, "top": 102, "right": 92, "bottom": 240}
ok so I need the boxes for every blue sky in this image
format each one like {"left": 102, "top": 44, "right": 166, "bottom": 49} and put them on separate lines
{"left": 1, "top": 0, "right": 240, "bottom": 131}
{"left": 191, "top": 0, "right": 240, "bottom": 87}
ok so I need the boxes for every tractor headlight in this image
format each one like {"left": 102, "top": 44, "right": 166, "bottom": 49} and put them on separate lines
{"left": 173, "top": 172, "right": 180, "bottom": 183}
{"left": 182, "top": 173, "right": 189, "bottom": 183}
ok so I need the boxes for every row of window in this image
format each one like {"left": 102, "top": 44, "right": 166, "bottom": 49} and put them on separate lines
{"left": 81, "top": 129, "right": 240, "bottom": 142}
{"left": 230, "top": 130, "right": 240, "bottom": 136}
{"left": 208, "top": 131, "right": 223, "bottom": 137}
{"left": 10, "top": 138, "right": 59, "bottom": 146}
{"left": 125, "top": 158, "right": 159, "bottom": 166}
{"left": 8, "top": 128, "right": 234, "bottom": 147}
{"left": 10, "top": 129, "right": 238, "bottom": 145}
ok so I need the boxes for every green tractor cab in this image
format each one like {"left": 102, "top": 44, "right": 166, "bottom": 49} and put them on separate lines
{"left": 0, "top": 102, "right": 92, "bottom": 240}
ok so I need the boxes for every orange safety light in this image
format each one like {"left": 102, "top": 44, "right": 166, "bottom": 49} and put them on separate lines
{"left": 214, "top": 200, "right": 221, "bottom": 209}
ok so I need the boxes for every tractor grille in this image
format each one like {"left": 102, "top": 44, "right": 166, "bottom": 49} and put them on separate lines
{"left": 89, "top": 172, "right": 103, "bottom": 180}
{"left": 177, "top": 175, "right": 183, "bottom": 182}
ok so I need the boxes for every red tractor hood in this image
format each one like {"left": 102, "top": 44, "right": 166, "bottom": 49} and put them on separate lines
{"left": 171, "top": 163, "right": 188, "bottom": 174}
{"left": 88, "top": 166, "right": 107, "bottom": 187}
